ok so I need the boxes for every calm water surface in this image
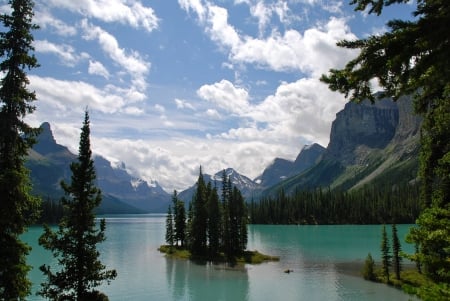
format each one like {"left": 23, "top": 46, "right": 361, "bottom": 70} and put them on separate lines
{"left": 24, "top": 214, "right": 417, "bottom": 300}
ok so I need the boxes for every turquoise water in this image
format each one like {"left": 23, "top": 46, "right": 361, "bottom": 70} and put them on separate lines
{"left": 23, "top": 215, "right": 417, "bottom": 300}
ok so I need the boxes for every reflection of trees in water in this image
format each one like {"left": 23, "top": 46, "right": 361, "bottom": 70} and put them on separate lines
{"left": 165, "top": 258, "right": 249, "bottom": 300}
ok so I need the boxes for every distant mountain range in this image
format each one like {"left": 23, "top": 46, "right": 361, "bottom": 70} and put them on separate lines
{"left": 27, "top": 94, "right": 421, "bottom": 213}
{"left": 27, "top": 122, "right": 171, "bottom": 213}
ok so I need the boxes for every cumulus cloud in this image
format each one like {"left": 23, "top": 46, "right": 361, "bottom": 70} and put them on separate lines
{"left": 197, "top": 78, "right": 346, "bottom": 147}
{"left": 29, "top": 75, "right": 145, "bottom": 115}
{"left": 197, "top": 79, "right": 250, "bottom": 114}
{"left": 44, "top": 0, "right": 159, "bottom": 32}
{"left": 81, "top": 20, "right": 150, "bottom": 91}
{"left": 180, "top": 1, "right": 357, "bottom": 76}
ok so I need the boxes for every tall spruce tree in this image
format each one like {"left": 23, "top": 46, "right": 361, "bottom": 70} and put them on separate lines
{"left": 38, "top": 111, "right": 116, "bottom": 301}
{"left": 207, "top": 186, "right": 221, "bottom": 256}
{"left": 381, "top": 225, "right": 391, "bottom": 282}
{"left": 0, "top": 0, "right": 40, "bottom": 299}
{"left": 165, "top": 205, "right": 174, "bottom": 247}
{"left": 391, "top": 224, "right": 402, "bottom": 280}
{"left": 190, "top": 168, "right": 208, "bottom": 256}
{"left": 320, "top": 0, "right": 450, "bottom": 283}
{"left": 172, "top": 190, "right": 186, "bottom": 247}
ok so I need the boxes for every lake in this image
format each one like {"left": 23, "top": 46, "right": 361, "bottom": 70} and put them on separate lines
{"left": 23, "top": 214, "right": 417, "bottom": 300}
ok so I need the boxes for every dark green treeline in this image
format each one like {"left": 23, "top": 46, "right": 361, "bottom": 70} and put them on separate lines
{"left": 249, "top": 184, "right": 420, "bottom": 224}
{"left": 166, "top": 169, "right": 248, "bottom": 259}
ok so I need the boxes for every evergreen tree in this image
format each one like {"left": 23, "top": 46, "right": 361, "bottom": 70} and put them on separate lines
{"left": 320, "top": 0, "right": 450, "bottom": 283}
{"left": 391, "top": 224, "right": 402, "bottom": 280}
{"left": 38, "top": 111, "right": 117, "bottom": 301}
{"left": 190, "top": 167, "right": 208, "bottom": 256}
{"left": 381, "top": 225, "right": 391, "bottom": 282}
{"left": 172, "top": 190, "right": 186, "bottom": 247}
{"left": 0, "top": 0, "right": 40, "bottom": 299}
{"left": 362, "top": 253, "right": 376, "bottom": 281}
{"left": 221, "top": 170, "right": 232, "bottom": 257}
{"left": 165, "top": 205, "right": 174, "bottom": 247}
{"left": 207, "top": 186, "right": 221, "bottom": 256}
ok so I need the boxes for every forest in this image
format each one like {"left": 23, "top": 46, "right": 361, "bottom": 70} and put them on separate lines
{"left": 164, "top": 169, "right": 248, "bottom": 260}
{"left": 249, "top": 183, "right": 421, "bottom": 225}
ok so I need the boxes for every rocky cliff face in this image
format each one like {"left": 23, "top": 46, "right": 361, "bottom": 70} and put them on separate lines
{"left": 263, "top": 95, "right": 422, "bottom": 195}
{"left": 326, "top": 99, "right": 399, "bottom": 165}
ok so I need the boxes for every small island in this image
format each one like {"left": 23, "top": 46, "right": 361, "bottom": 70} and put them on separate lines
{"left": 158, "top": 245, "right": 279, "bottom": 264}
{"left": 160, "top": 169, "right": 279, "bottom": 265}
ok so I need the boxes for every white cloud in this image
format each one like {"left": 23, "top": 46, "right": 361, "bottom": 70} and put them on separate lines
{"left": 175, "top": 98, "right": 196, "bottom": 110}
{"left": 178, "top": 0, "right": 207, "bottom": 22}
{"left": 205, "top": 108, "right": 221, "bottom": 119}
{"left": 44, "top": 0, "right": 159, "bottom": 32}
{"left": 30, "top": 75, "right": 144, "bottom": 115}
{"left": 81, "top": 20, "right": 150, "bottom": 91}
{"left": 35, "top": 9, "right": 77, "bottom": 36}
{"left": 181, "top": 2, "right": 357, "bottom": 77}
{"left": 198, "top": 78, "right": 346, "bottom": 147}
{"left": 34, "top": 40, "right": 89, "bottom": 66}
{"left": 197, "top": 79, "right": 249, "bottom": 114}
{"left": 88, "top": 60, "right": 110, "bottom": 79}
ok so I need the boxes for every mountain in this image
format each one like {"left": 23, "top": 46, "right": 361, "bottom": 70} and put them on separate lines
{"left": 27, "top": 122, "right": 171, "bottom": 213}
{"left": 255, "top": 143, "right": 325, "bottom": 188}
{"left": 264, "top": 95, "right": 421, "bottom": 195}
{"left": 178, "top": 168, "right": 260, "bottom": 203}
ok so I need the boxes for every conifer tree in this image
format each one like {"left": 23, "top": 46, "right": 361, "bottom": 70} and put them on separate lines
{"left": 190, "top": 168, "right": 208, "bottom": 256}
{"left": 0, "top": 0, "right": 40, "bottom": 299}
{"left": 320, "top": 0, "right": 450, "bottom": 283}
{"left": 207, "top": 186, "right": 221, "bottom": 256}
{"left": 165, "top": 205, "right": 174, "bottom": 247}
{"left": 381, "top": 225, "right": 391, "bottom": 282}
{"left": 38, "top": 111, "right": 116, "bottom": 301}
{"left": 172, "top": 190, "right": 186, "bottom": 247}
{"left": 391, "top": 224, "right": 402, "bottom": 280}
{"left": 221, "top": 170, "right": 232, "bottom": 256}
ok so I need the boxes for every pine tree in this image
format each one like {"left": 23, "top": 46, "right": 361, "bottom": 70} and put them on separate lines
{"left": 321, "top": 0, "right": 450, "bottom": 283}
{"left": 0, "top": 0, "right": 40, "bottom": 299}
{"left": 190, "top": 167, "right": 208, "bottom": 256}
{"left": 391, "top": 224, "right": 402, "bottom": 280}
{"left": 38, "top": 111, "right": 116, "bottom": 301}
{"left": 207, "top": 186, "right": 221, "bottom": 256}
{"left": 381, "top": 225, "right": 391, "bottom": 282}
{"left": 165, "top": 205, "right": 174, "bottom": 247}
{"left": 221, "top": 170, "right": 232, "bottom": 257}
{"left": 172, "top": 190, "right": 186, "bottom": 247}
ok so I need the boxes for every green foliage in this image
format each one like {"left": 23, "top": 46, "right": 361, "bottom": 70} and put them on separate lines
{"left": 190, "top": 168, "right": 208, "bottom": 256}
{"left": 38, "top": 111, "right": 116, "bottom": 301}
{"left": 391, "top": 224, "right": 402, "bottom": 280}
{"left": 321, "top": 0, "right": 450, "bottom": 287}
{"left": 0, "top": 0, "right": 40, "bottom": 299}
{"left": 172, "top": 191, "right": 186, "bottom": 247}
{"left": 250, "top": 183, "right": 420, "bottom": 224}
{"left": 362, "top": 253, "right": 376, "bottom": 281}
{"left": 172, "top": 169, "right": 248, "bottom": 261}
{"left": 165, "top": 205, "right": 174, "bottom": 247}
{"left": 381, "top": 225, "right": 392, "bottom": 282}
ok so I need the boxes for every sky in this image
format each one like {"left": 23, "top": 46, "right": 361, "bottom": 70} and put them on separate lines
{"left": 1, "top": 0, "right": 415, "bottom": 192}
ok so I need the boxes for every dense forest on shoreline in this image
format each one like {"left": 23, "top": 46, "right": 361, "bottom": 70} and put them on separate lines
{"left": 249, "top": 183, "right": 421, "bottom": 225}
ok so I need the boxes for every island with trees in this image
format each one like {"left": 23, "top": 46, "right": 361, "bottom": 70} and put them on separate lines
{"left": 159, "top": 169, "right": 279, "bottom": 265}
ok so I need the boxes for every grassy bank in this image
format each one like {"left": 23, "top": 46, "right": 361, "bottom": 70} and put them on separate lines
{"left": 158, "top": 245, "right": 279, "bottom": 264}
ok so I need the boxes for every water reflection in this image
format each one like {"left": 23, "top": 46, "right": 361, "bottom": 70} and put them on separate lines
{"left": 166, "top": 258, "right": 249, "bottom": 301}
